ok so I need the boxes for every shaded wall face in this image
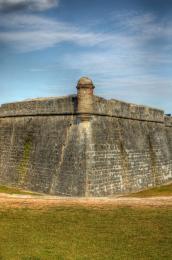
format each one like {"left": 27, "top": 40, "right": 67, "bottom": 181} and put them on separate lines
{"left": 165, "top": 127, "right": 172, "bottom": 159}
{"left": 0, "top": 115, "right": 86, "bottom": 196}
{"left": 86, "top": 116, "right": 172, "bottom": 196}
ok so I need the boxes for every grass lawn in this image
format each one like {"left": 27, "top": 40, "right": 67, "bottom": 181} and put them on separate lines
{"left": 129, "top": 183, "right": 172, "bottom": 197}
{"left": 0, "top": 183, "right": 171, "bottom": 197}
{"left": 0, "top": 206, "right": 171, "bottom": 259}
{"left": 0, "top": 185, "right": 41, "bottom": 195}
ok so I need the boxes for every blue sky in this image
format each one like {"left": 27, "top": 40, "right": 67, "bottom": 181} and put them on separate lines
{"left": 0, "top": 0, "right": 172, "bottom": 112}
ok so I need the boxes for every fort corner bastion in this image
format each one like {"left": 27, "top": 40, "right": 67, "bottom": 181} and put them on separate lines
{"left": 0, "top": 77, "right": 172, "bottom": 196}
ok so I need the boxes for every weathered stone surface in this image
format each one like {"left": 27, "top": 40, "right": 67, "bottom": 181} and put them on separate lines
{"left": 0, "top": 79, "right": 171, "bottom": 196}
{"left": 86, "top": 117, "right": 172, "bottom": 196}
{"left": 0, "top": 115, "right": 86, "bottom": 196}
{"left": 0, "top": 95, "right": 77, "bottom": 117}
{"left": 77, "top": 77, "right": 94, "bottom": 86}
{"left": 92, "top": 96, "right": 164, "bottom": 122}
{"left": 76, "top": 77, "right": 95, "bottom": 118}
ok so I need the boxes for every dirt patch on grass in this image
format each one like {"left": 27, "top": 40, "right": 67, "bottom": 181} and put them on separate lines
{"left": 0, "top": 194, "right": 172, "bottom": 209}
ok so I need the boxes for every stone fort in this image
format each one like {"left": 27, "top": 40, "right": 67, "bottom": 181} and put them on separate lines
{"left": 0, "top": 77, "right": 172, "bottom": 196}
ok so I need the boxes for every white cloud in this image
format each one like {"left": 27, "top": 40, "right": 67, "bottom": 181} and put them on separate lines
{"left": 0, "top": 13, "right": 120, "bottom": 51}
{"left": 0, "top": 11, "right": 172, "bottom": 53}
{"left": 0, "top": 10, "right": 172, "bottom": 111}
{"left": 0, "top": 0, "right": 59, "bottom": 12}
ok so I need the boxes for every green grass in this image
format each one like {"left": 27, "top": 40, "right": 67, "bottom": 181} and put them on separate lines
{"left": 129, "top": 183, "right": 172, "bottom": 197}
{"left": 0, "top": 206, "right": 171, "bottom": 259}
{"left": 0, "top": 185, "right": 40, "bottom": 195}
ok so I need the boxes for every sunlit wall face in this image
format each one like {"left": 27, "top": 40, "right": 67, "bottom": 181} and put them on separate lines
{"left": 0, "top": 0, "right": 172, "bottom": 113}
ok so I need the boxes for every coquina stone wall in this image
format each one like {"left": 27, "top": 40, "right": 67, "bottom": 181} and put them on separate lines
{"left": 0, "top": 96, "right": 87, "bottom": 196}
{"left": 0, "top": 77, "right": 171, "bottom": 196}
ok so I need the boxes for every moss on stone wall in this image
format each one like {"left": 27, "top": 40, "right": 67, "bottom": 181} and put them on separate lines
{"left": 17, "top": 140, "right": 32, "bottom": 185}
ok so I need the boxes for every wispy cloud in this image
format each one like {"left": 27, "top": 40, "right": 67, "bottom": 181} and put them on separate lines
{"left": 0, "top": 9, "right": 172, "bottom": 111}
{"left": 0, "top": 13, "right": 116, "bottom": 51}
{"left": 0, "top": 10, "right": 172, "bottom": 53}
{"left": 0, "top": 0, "right": 59, "bottom": 12}
{"left": 58, "top": 11, "right": 172, "bottom": 110}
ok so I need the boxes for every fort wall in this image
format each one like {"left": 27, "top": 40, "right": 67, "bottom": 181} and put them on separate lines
{"left": 86, "top": 116, "right": 172, "bottom": 196}
{"left": 0, "top": 77, "right": 171, "bottom": 196}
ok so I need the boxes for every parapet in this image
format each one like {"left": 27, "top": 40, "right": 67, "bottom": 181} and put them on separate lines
{"left": 0, "top": 77, "right": 170, "bottom": 125}
{"left": 164, "top": 115, "right": 172, "bottom": 127}
{"left": 0, "top": 95, "right": 77, "bottom": 117}
{"left": 92, "top": 96, "right": 164, "bottom": 123}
